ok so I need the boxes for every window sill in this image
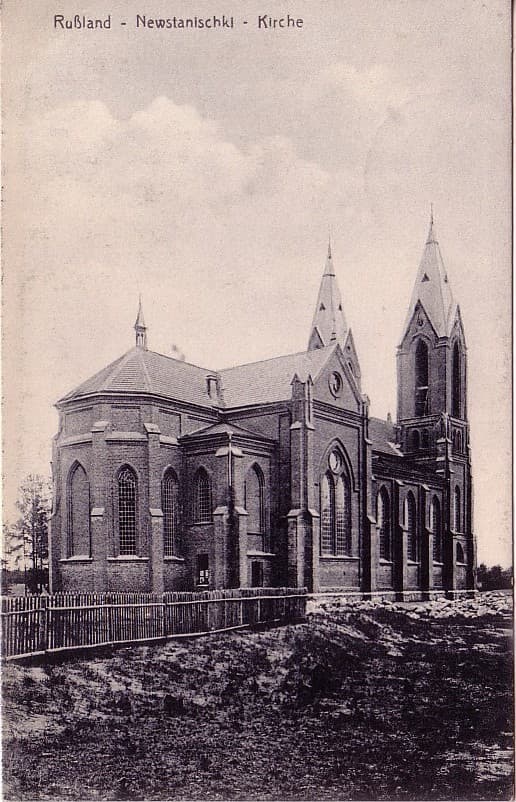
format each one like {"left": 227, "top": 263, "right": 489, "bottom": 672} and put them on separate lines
{"left": 107, "top": 556, "right": 149, "bottom": 563}
{"left": 164, "top": 556, "right": 185, "bottom": 563}
{"left": 59, "top": 556, "right": 93, "bottom": 563}
{"left": 190, "top": 521, "right": 213, "bottom": 527}
{"left": 379, "top": 559, "right": 393, "bottom": 565}
{"left": 320, "top": 555, "right": 358, "bottom": 561}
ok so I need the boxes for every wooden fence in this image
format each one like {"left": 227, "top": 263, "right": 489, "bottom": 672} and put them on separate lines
{"left": 1, "top": 588, "right": 306, "bottom": 660}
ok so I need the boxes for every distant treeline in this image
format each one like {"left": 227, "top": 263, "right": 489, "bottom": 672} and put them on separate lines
{"left": 477, "top": 564, "right": 512, "bottom": 592}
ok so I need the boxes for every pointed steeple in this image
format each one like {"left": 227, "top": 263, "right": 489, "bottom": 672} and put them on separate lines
{"left": 134, "top": 296, "right": 148, "bottom": 349}
{"left": 401, "top": 210, "right": 456, "bottom": 340}
{"left": 308, "top": 239, "right": 347, "bottom": 350}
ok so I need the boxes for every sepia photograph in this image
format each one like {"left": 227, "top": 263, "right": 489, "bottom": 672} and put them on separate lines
{"left": 1, "top": 0, "right": 513, "bottom": 799}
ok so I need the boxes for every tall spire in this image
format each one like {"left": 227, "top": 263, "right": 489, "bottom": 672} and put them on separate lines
{"left": 401, "top": 210, "right": 456, "bottom": 340}
{"left": 134, "top": 295, "right": 148, "bottom": 349}
{"left": 308, "top": 240, "right": 347, "bottom": 351}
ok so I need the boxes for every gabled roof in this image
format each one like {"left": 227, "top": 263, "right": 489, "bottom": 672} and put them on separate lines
{"left": 401, "top": 216, "right": 457, "bottom": 341}
{"left": 308, "top": 241, "right": 348, "bottom": 350}
{"left": 218, "top": 345, "right": 336, "bottom": 408}
{"left": 58, "top": 347, "right": 217, "bottom": 408}
{"left": 181, "top": 420, "right": 274, "bottom": 442}
{"left": 369, "top": 416, "right": 404, "bottom": 458}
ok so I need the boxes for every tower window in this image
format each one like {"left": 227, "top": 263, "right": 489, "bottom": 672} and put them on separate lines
{"left": 452, "top": 342, "right": 461, "bottom": 417}
{"left": 377, "top": 488, "right": 391, "bottom": 561}
{"left": 415, "top": 339, "right": 429, "bottom": 417}
{"left": 456, "top": 542, "right": 465, "bottom": 564}
{"left": 431, "top": 496, "right": 442, "bottom": 563}
{"left": 421, "top": 429, "right": 430, "bottom": 449}
{"left": 162, "top": 469, "right": 180, "bottom": 556}
{"left": 118, "top": 466, "right": 137, "bottom": 555}
{"left": 411, "top": 430, "right": 420, "bottom": 451}
{"left": 193, "top": 468, "right": 211, "bottom": 523}
{"left": 453, "top": 486, "right": 461, "bottom": 533}
{"left": 405, "top": 492, "right": 418, "bottom": 562}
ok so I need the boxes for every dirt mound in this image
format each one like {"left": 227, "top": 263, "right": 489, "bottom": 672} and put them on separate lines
{"left": 3, "top": 596, "right": 513, "bottom": 800}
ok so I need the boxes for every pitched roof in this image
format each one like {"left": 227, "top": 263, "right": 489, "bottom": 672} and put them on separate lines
{"left": 308, "top": 242, "right": 348, "bottom": 350}
{"left": 58, "top": 347, "right": 216, "bottom": 408}
{"left": 181, "top": 421, "right": 274, "bottom": 442}
{"left": 401, "top": 216, "right": 457, "bottom": 340}
{"left": 369, "top": 416, "right": 404, "bottom": 457}
{"left": 59, "top": 343, "right": 338, "bottom": 411}
{"left": 218, "top": 346, "right": 336, "bottom": 408}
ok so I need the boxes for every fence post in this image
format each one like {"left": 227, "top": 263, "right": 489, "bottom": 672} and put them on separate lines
{"left": 38, "top": 597, "right": 48, "bottom": 652}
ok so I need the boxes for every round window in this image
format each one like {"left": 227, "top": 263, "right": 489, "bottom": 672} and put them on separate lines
{"left": 329, "top": 371, "right": 343, "bottom": 397}
{"left": 329, "top": 450, "right": 342, "bottom": 473}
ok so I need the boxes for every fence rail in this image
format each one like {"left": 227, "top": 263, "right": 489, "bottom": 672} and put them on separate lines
{"left": 1, "top": 588, "right": 306, "bottom": 659}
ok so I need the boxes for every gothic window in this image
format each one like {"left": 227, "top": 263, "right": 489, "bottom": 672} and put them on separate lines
{"left": 377, "top": 488, "right": 391, "bottom": 561}
{"left": 118, "top": 466, "right": 137, "bottom": 555}
{"left": 405, "top": 492, "right": 418, "bottom": 562}
{"left": 193, "top": 468, "right": 211, "bottom": 523}
{"left": 411, "top": 430, "right": 420, "bottom": 451}
{"left": 453, "top": 486, "right": 461, "bottom": 533}
{"left": 421, "top": 429, "right": 430, "bottom": 449}
{"left": 162, "top": 469, "right": 180, "bottom": 556}
{"left": 320, "top": 451, "right": 352, "bottom": 556}
{"left": 245, "top": 464, "right": 265, "bottom": 534}
{"left": 320, "top": 472, "right": 335, "bottom": 555}
{"left": 67, "top": 463, "right": 90, "bottom": 557}
{"left": 335, "top": 475, "right": 352, "bottom": 555}
{"left": 415, "top": 339, "right": 429, "bottom": 417}
{"left": 456, "top": 542, "right": 465, "bottom": 563}
{"left": 431, "top": 496, "right": 442, "bottom": 563}
{"left": 452, "top": 341, "right": 461, "bottom": 418}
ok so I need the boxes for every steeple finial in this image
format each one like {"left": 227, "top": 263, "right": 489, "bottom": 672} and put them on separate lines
{"left": 327, "top": 231, "right": 332, "bottom": 260}
{"left": 426, "top": 205, "right": 437, "bottom": 244}
{"left": 134, "top": 295, "right": 148, "bottom": 349}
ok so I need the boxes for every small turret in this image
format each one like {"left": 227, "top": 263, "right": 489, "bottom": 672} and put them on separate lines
{"left": 134, "top": 296, "right": 147, "bottom": 349}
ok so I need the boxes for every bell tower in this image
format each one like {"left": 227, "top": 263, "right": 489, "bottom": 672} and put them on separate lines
{"left": 397, "top": 212, "right": 474, "bottom": 591}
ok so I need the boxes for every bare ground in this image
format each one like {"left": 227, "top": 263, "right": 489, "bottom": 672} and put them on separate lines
{"left": 2, "top": 591, "right": 513, "bottom": 801}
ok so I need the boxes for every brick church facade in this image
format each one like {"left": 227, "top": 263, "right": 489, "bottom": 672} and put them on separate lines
{"left": 49, "top": 216, "right": 476, "bottom": 596}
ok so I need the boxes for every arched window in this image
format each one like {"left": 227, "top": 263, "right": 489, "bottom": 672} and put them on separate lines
{"left": 193, "top": 468, "right": 211, "bottom": 523}
{"left": 335, "top": 475, "right": 352, "bottom": 555}
{"left": 245, "top": 465, "right": 265, "bottom": 534}
{"left": 411, "top": 430, "right": 420, "bottom": 451}
{"left": 456, "top": 542, "right": 465, "bottom": 563}
{"left": 377, "top": 488, "right": 391, "bottom": 560}
{"left": 415, "top": 339, "right": 429, "bottom": 417}
{"left": 320, "top": 472, "right": 335, "bottom": 555}
{"left": 67, "top": 463, "right": 90, "bottom": 557}
{"left": 118, "top": 467, "right": 137, "bottom": 555}
{"left": 421, "top": 429, "right": 430, "bottom": 449}
{"left": 453, "top": 486, "right": 461, "bottom": 532}
{"left": 162, "top": 469, "right": 180, "bottom": 556}
{"left": 431, "top": 496, "right": 442, "bottom": 563}
{"left": 405, "top": 492, "right": 418, "bottom": 562}
{"left": 452, "top": 341, "right": 461, "bottom": 418}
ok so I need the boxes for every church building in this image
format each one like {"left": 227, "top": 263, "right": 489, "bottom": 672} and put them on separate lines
{"left": 49, "top": 216, "right": 475, "bottom": 597}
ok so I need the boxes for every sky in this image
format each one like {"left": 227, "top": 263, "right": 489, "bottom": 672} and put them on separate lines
{"left": 2, "top": 0, "right": 511, "bottom": 566}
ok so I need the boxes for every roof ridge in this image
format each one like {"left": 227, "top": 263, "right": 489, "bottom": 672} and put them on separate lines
{"left": 218, "top": 345, "right": 334, "bottom": 374}
{"left": 137, "top": 348, "right": 153, "bottom": 392}
{"left": 144, "top": 348, "right": 217, "bottom": 374}
{"left": 105, "top": 348, "right": 143, "bottom": 388}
